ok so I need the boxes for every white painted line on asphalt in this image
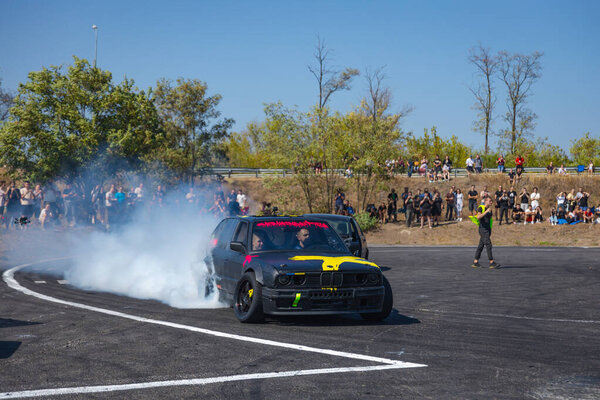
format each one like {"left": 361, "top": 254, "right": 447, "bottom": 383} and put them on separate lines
{"left": 0, "top": 364, "right": 413, "bottom": 399}
{"left": 56, "top": 280, "right": 69, "bottom": 285}
{"left": 33, "top": 281, "right": 46, "bottom": 284}
{"left": 3, "top": 263, "right": 423, "bottom": 366}
{"left": 416, "top": 308, "right": 600, "bottom": 324}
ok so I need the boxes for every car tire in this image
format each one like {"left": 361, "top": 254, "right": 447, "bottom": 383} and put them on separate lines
{"left": 234, "top": 272, "right": 264, "bottom": 323}
{"left": 360, "top": 275, "right": 393, "bottom": 321}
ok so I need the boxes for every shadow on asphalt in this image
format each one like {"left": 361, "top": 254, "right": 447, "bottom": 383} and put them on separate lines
{"left": 0, "top": 341, "right": 22, "bottom": 358}
{"left": 497, "top": 265, "right": 537, "bottom": 269}
{"left": 266, "top": 309, "right": 420, "bottom": 327}
{"left": 0, "top": 318, "right": 42, "bottom": 329}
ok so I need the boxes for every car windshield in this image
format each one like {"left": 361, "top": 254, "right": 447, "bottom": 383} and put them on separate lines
{"left": 250, "top": 220, "right": 348, "bottom": 253}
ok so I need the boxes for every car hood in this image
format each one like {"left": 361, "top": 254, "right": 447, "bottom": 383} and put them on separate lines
{"left": 249, "top": 252, "right": 380, "bottom": 272}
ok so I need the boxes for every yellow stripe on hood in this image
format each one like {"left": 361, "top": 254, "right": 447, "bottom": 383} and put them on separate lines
{"left": 288, "top": 256, "right": 379, "bottom": 271}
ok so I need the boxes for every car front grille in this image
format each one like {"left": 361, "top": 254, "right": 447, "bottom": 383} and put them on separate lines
{"left": 277, "top": 272, "right": 380, "bottom": 288}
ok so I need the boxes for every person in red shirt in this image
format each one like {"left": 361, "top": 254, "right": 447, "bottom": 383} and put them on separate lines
{"left": 515, "top": 155, "right": 525, "bottom": 179}
{"left": 496, "top": 155, "right": 506, "bottom": 174}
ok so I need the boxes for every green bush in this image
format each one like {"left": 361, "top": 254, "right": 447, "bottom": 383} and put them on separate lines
{"left": 354, "top": 212, "right": 379, "bottom": 232}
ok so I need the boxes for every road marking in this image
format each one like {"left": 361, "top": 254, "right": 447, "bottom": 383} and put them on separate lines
{"left": 1, "top": 261, "right": 426, "bottom": 398}
{"left": 416, "top": 308, "right": 600, "bottom": 324}
{"left": 33, "top": 281, "right": 46, "bottom": 284}
{"left": 0, "top": 364, "right": 412, "bottom": 399}
{"left": 57, "top": 280, "right": 69, "bottom": 285}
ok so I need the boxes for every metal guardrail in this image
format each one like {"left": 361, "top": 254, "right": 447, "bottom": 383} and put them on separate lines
{"left": 202, "top": 166, "right": 598, "bottom": 178}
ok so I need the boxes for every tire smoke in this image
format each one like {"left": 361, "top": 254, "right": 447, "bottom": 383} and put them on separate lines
{"left": 64, "top": 205, "right": 225, "bottom": 309}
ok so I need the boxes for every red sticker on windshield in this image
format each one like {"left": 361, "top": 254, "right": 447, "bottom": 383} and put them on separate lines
{"left": 256, "top": 221, "right": 329, "bottom": 229}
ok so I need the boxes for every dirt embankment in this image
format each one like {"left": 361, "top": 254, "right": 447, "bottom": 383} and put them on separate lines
{"left": 225, "top": 174, "right": 600, "bottom": 247}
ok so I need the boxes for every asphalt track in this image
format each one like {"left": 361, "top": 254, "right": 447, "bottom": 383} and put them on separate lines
{"left": 1, "top": 247, "right": 599, "bottom": 399}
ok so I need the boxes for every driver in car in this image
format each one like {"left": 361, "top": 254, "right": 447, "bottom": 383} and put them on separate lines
{"left": 252, "top": 232, "right": 265, "bottom": 251}
{"left": 294, "top": 228, "right": 310, "bottom": 249}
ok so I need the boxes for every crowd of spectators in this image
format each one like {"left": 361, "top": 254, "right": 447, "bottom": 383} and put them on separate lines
{"left": 361, "top": 184, "right": 599, "bottom": 228}
{"left": 0, "top": 180, "right": 251, "bottom": 232}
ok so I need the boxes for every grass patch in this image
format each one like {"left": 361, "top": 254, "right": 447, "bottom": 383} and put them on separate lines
{"left": 538, "top": 241, "right": 557, "bottom": 246}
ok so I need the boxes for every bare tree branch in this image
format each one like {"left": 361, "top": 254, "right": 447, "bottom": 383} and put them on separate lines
{"left": 308, "top": 36, "right": 359, "bottom": 110}
{"left": 468, "top": 44, "right": 498, "bottom": 155}
{"left": 498, "top": 51, "right": 543, "bottom": 153}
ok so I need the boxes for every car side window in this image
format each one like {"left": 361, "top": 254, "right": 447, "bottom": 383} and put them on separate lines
{"left": 233, "top": 221, "right": 249, "bottom": 246}
{"left": 217, "top": 219, "right": 238, "bottom": 249}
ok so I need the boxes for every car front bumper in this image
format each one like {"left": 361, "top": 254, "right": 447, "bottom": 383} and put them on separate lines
{"left": 261, "top": 286, "right": 385, "bottom": 315}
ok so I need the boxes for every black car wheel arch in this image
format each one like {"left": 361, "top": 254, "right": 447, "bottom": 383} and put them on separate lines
{"left": 360, "top": 275, "right": 393, "bottom": 321}
{"left": 234, "top": 272, "right": 264, "bottom": 323}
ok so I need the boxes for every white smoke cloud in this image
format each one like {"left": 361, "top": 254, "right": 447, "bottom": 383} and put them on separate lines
{"left": 64, "top": 201, "right": 225, "bottom": 309}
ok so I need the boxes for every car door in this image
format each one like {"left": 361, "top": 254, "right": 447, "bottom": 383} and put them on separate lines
{"left": 210, "top": 218, "right": 238, "bottom": 293}
{"left": 223, "top": 220, "right": 249, "bottom": 293}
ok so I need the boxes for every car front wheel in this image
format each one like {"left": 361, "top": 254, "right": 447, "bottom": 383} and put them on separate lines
{"left": 234, "top": 272, "right": 264, "bottom": 323}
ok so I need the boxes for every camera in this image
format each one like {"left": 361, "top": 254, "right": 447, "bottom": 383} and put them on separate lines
{"left": 14, "top": 216, "right": 31, "bottom": 226}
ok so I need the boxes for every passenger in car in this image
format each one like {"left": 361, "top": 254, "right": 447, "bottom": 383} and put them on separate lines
{"left": 294, "top": 228, "right": 310, "bottom": 249}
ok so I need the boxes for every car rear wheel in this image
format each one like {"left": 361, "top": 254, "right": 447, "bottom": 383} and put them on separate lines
{"left": 360, "top": 275, "right": 393, "bottom": 321}
{"left": 234, "top": 272, "right": 264, "bottom": 323}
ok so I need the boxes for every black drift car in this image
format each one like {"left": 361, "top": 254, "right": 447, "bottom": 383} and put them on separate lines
{"left": 207, "top": 216, "right": 392, "bottom": 323}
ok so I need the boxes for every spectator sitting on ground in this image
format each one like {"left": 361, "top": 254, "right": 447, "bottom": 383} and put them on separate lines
{"left": 549, "top": 208, "right": 558, "bottom": 225}
{"left": 573, "top": 206, "right": 584, "bottom": 222}
{"left": 512, "top": 204, "right": 524, "bottom": 224}
{"left": 546, "top": 162, "right": 555, "bottom": 174}
{"left": 496, "top": 154, "right": 506, "bottom": 173}
{"left": 442, "top": 162, "right": 451, "bottom": 180}
{"left": 534, "top": 205, "right": 544, "bottom": 223}
{"left": 507, "top": 168, "right": 516, "bottom": 185}
{"left": 465, "top": 155, "right": 475, "bottom": 176}
{"left": 583, "top": 207, "right": 594, "bottom": 223}
{"left": 524, "top": 205, "right": 535, "bottom": 224}
{"left": 343, "top": 200, "right": 355, "bottom": 216}
{"left": 366, "top": 203, "right": 377, "bottom": 219}
{"left": 558, "top": 164, "right": 567, "bottom": 175}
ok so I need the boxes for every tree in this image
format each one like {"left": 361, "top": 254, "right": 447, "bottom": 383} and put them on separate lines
{"left": 308, "top": 37, "right": 359, "bottom": 111}
{"left": 570, "top": 132, "right": 600, "bottom": 166}
{"left": 0, "top": 57, "right": 162, "bottom": 193}
{"left": 153, "top": 78, "right": 234, "bottom": 184}
{"left": 468, "top": 45, "right": 498, "bottom": 155}
{"left": 0, "top": 78, "right": 13, "bottom": 123}
{"left": 498, "top": 51, "right": 543, "bottom": 154}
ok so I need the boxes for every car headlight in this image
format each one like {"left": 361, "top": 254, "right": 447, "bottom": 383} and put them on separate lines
{"left": 277, "top": 274, "right": 291, "bottom": 285}
{"left": 367, "top": 273, "right": 380, "bottom": 284}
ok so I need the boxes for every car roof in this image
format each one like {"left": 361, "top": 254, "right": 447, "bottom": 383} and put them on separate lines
{"left": 302, "top": 213, "right": 353, "bottom": 221}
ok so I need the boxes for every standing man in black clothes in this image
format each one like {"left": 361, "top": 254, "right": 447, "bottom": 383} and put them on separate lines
{"left": 468, "top": 185, "right": 478, "bottom": 216}
{"left": 494, "top": 185, "right": 503, "bottom": 219}
{"left": 472, "top": 196, "right": 500, "bottom": 269}
{"left": 387, "top": 188, "right": 399, "bottom": 222}
{"left": 405, "top": 192, "right": 414, "bottom": 227}
{"left": 498, "top": 190, "right": 510, "bottom": 225}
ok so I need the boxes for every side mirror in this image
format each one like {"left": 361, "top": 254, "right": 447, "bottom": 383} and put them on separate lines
{"left": 353, "top": 249, "right": 361, "bottom": 257}
{"left": 230, "top": 241, "right": 247, "bottom": 254}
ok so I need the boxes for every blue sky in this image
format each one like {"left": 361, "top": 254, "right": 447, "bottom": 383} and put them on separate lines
{"left": 1, "top": 0, "right": 598, "bottom": 150}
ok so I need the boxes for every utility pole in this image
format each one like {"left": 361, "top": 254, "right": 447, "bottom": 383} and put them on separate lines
{"left": 92, "top": 25, "right": 98, "bottom": 68}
